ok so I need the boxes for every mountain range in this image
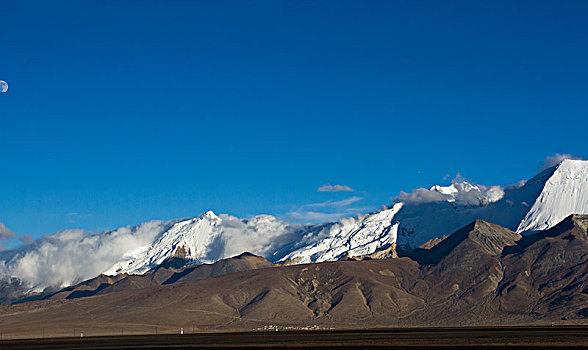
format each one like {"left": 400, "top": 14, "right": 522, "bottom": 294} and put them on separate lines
{"left": 1, "top": 214, "right": 587, "bottom": 338}
{"left": 92, "top": 159, "right": 588, "bottom": 275}
{"left": 0, "top": 159, "right": 587, "bottom": 303}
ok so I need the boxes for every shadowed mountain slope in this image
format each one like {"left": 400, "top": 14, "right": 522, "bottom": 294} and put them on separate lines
{"left": 408, "top": 220, "right": 522, "bottom": 307}
{"left": 410, "top": 219, "right": 521, "bottom": 265}
{"left": 47, "top": 252, "right": 274, "bottom": 300}
{"left": 497, "top": 214, "right": 588, "bottom": 319}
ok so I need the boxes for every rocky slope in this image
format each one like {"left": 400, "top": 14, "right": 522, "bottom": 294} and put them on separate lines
{"left": 48, "top": 252, "right": 274, "bottom": 300}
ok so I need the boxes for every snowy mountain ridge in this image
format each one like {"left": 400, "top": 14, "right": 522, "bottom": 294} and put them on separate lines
{"left": 105, "top": 159, "right": 588, "bottom": 273}
{"left": 1, "top": 159, "right": 587, "bottom": 290}
{"left": 277, "top": 203, "right": 403, "bottom": 264}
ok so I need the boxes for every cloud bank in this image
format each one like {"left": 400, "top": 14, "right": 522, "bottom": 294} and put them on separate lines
{"left": 0, "top": 221, "right": 170, "bottom": 290}
{"left": 317, "top": 184, "right": 354, "bottom": 192}
{"left": 0, "top": 213, "right": 302, "bottom": 290}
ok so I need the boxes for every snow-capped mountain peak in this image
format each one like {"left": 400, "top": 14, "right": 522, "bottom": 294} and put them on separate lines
{"left": 202, "top": 210, "right": 219, "bottom": 220}
{"left": 428, "top": 181, "right": 504, "bottom": 205}
{"left": 104, "top": 211, "right": 296, "bottom": 275}
{"left": 516, "top": 159, "right": 588, "bottom": 233}
{"left": 104, "top": 211, "right": 223, "bottom": 275}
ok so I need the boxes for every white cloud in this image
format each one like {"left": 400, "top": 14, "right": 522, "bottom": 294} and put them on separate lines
{"left": 0, "top": 220, "right": 170, "bottom": 290}
{"left": 304, "top": 196, "right": 363, "bottom": 208}
{"left": 288, "top": 211, "right": 354, "bottom": 223}
{"left": 0, "top": 214, "right": 303, "bottom": 291}
{"left": 394, "top": 188, "right": 447, "bottom": 204}
{"left": 211, "top": 214, "right": 299, "bottom": 260}
{"left": 541, "top": 153, "right": 584, "bottom": 171}
{"left": 317, "top": 184, "right": 354, "bottom": 192}
{"left": 286, "top": 196, "right": 368, "bottom": 223}
{"left": 479, "top": 185, "right": 505, "bottom": 203}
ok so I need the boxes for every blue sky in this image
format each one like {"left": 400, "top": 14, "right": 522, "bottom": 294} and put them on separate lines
{"left": 1, "top": 1, "right": 587, "bottom": 240}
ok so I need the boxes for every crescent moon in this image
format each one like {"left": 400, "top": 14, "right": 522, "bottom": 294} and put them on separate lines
{"left": 0, "top": 80, "right": 8, "bottom": 93}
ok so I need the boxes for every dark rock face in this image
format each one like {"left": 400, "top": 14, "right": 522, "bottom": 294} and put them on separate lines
{"left": 0, "top": 276, "right": 29, "bottom": 305}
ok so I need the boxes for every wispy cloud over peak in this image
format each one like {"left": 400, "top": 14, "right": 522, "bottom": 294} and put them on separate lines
{"left": 287, "top": 196, "right": 368, "bottom": 223}
{"left": 317, "top": 184, "right": 354, "bottom": 192}
{"left": 541, "top": 153, "right": 584, "bottom": 171}
{"left": 288, "top": 211, "right": 353, "bottom": 223}
{"left": 305, "top": 196, "right": 363, "bottom": 208}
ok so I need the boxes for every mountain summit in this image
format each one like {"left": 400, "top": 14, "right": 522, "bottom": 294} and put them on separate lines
{"left": 516, "top": 159, "right": 588, "bottom": 233}
{"left": 411, "top": 219, "right": 521, "bottom": 266}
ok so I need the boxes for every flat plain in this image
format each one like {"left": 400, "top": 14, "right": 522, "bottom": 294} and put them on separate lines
{"left": 1, "top": 327, "right": 588, "bottom": 349}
